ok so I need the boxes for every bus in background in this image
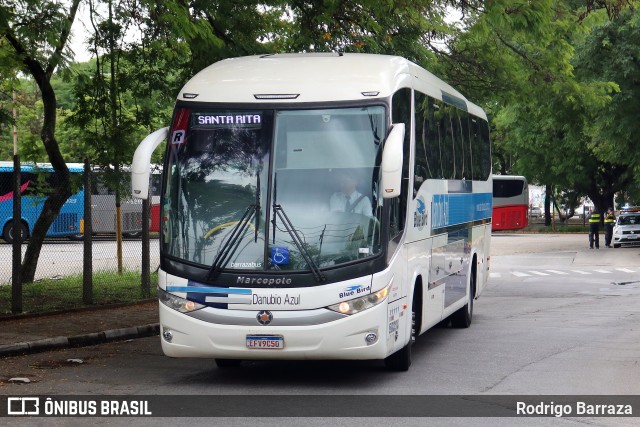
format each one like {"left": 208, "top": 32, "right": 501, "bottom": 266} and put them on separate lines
{"left": 131, "top": 53, "right": 492, "bottom": 371}
{"left": 492, "top": 175, "right": 529, "bottom": 231}
{"left": 89, "top": 165, "right": 161, "bottom": 237}
{"left": 0, "top": 162, "right": 84, "bottom": 243}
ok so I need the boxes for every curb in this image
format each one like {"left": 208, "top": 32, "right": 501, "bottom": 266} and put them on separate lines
{"left": 0, "top": 323, "right": 160, "bottom": 358}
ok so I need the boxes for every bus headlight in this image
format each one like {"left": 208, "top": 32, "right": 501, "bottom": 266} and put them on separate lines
{"left": 159, "top": 288, "right": 205, "bottom": 313}
{"left": 327, "top": 285, "right": 390, "bottom": 315}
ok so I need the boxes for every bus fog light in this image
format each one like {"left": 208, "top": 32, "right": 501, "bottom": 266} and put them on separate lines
{"left": 365, "top": 333, "right": 377, "bottom": 345}
{"left": 162, "top": 328, "right": 173, "bottom": 342}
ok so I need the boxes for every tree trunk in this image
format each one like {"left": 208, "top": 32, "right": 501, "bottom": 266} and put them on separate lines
{"left": 3, "top": 0, "right": 82, "bottom": 284}
{"left": 21, "top": 77, "right": 72, "bottom": 283}
{"left": 544, "top": 184, "right": 552, "bottom": 226}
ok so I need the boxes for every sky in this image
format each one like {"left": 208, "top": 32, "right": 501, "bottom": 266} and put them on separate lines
{"left": 68, "top": 2, "right": 92, "bottom": 63}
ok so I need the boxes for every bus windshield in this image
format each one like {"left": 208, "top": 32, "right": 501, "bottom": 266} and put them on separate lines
{"left": 163, "top": 106, "right": 385, "bottom": 273}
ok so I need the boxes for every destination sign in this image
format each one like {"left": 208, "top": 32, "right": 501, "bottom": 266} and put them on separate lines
{"left": 194, "top": 113, "right": 262, "bottom": 127}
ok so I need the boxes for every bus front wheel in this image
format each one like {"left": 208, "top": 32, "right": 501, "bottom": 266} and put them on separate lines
{"left": 3, "top": 222, "right": 28, "bottom": 244}
{"left": 384, "top": 298, "right": 416, "bottom": 372}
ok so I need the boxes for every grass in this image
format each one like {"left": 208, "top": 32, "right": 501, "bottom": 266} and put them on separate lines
{"left": 0, "top": 270, "right": 158, "bottom": 316}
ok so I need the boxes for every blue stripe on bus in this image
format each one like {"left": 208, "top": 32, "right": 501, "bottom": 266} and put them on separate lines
{"left": 431, "top": 193, "right": 492, "bottom": 229}
{"left": 166, "top": 286, "right": 252, "bottom": 295}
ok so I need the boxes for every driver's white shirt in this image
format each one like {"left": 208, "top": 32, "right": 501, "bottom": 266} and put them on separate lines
{"left": 329, "top": 191, "right": 372, "bottom": 217}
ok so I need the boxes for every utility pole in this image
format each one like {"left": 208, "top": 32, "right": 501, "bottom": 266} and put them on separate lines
{"left": 12, "top": 89, "right": 22, "bottom": 313}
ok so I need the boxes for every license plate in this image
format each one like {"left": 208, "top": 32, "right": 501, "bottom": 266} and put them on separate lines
{"left": 627, "top": 234, "right": 638, "bottom": 239}
{"left": 246, "top": 335, "right": 284, "bottom": 349}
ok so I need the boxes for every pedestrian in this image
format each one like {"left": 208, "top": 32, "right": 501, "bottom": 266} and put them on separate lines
{"left": 588, "top": 208, "right": 601, "bottom": 249}
{"left": 604, "top": 207, "right": 616, "bottom": 248}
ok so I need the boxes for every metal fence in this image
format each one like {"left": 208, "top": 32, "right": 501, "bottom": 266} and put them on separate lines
{"left": 0, "top": 159, "right": 160, "bottom": 315}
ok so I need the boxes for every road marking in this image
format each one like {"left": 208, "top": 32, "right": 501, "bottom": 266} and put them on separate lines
{"left": 512, "top": 271, "right": 531, "bottom": 277}
{"left": 499, "top": 267, "right": 637, "bottom": 280}
{"left": 528, "top": 271, "right": 549, "bottom": 276}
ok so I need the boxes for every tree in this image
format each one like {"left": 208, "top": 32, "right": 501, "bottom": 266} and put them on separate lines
{"left": 440, "top": 1, "right": 637, "bottom": 219}
{"left": 0, "top": 0, "right": 82, "bottom": 283}
{"left": 574, "top": 9, "right": 640, "bottom": 180}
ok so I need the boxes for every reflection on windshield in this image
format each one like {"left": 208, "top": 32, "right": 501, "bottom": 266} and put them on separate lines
{"left": 163, "top": 111, "right": 271, "bottom": 270}
{"left": 162, "top": 106, "right": 385, "bottom": 273}
{"left": 618, "top": 216, "right": 639, "bottom": 225}
{"left": 268, "top": 107, "right": 385, "bottom": 271}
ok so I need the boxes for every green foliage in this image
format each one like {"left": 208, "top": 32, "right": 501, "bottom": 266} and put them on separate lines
{"left": 0, "top": 270, "right": 158, "bottom": 315}
{"left": 574, "top": 10, "right": 640, "bottom": 176}
{"left": 3, "top": 0, "right": 640, "bottom": 230}
{"left": 447, "top": 0, "right": 639, "bottom": 212}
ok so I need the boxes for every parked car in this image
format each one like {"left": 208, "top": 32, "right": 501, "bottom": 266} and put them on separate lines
{"left": 529, "top": 206, "right": 542, "bottom": 218}
{"left": 613, "top": 212, "right": 640, "bottom": 248}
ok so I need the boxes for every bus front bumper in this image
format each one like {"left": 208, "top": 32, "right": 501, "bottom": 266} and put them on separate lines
{"left": 158, "top": 302, "right": 391, "bottom": 360}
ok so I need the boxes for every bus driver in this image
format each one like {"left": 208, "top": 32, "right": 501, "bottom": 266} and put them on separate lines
{"left": 329, "top": 170, "right": 373, "bottom": 217}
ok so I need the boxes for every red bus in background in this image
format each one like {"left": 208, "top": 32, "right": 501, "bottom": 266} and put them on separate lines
{"left": 150, "top": 203, "right": 160, "bottom": 232}
{"left": 492, "top": 175, "right": 529, "bottom": 231}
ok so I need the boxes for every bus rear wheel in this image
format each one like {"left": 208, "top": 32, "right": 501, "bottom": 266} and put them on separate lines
{"left": 3, "top": 222, "right": 28, "bottom": 244}
{"left": 451, "top": 265, "right": 476, "bottom": 328}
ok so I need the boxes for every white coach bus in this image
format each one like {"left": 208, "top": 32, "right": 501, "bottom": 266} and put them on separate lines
{"left": 131, "top": 53, "right": 492, "bottom": 371}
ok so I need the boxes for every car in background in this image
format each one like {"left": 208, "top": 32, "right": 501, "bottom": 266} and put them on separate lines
{"left": 613, "top": 212, "right": 640, "bottom": 248}
{"left": 620, "top": 205, "right": 640, "bottom": 213}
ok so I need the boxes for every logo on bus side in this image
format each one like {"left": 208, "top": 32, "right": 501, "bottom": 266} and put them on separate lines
{"left": 413, "top": 196, "right": 428, "bottom": 230}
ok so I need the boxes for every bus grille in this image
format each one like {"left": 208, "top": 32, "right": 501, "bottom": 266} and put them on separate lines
{"left": 52, "top": 213, "right": 79, "bottom": 233}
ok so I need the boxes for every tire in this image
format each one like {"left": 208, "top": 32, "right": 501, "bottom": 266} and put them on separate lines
{"left": 451, "top": 265, "right": 476, "bottom": 329}
{"left": 3, "top": 221, "right": 28, "bottom": 244}
{"left": 384, "top": 301, "right": 415, "bottom": 372}
{"left": 215, "top": 358, "right": 242, "bottom": 368}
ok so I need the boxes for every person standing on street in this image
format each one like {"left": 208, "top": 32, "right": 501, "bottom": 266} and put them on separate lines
{"left": 588, "top": 209, "right": 601, "bottom": 249}
{"left": 604, "top": 207, "right": 616, "bottom": 248}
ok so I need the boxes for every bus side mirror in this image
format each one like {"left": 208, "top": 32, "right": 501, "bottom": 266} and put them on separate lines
{"left": 381, "top": 123, "right": 405, "bottom": 199}
{"left": 131, "top": 127, "right": 169, "bottom": 200}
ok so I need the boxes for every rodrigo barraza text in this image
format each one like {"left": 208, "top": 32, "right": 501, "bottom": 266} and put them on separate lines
{"left": 516, "top": 401, "right": 632, "bottom": 417}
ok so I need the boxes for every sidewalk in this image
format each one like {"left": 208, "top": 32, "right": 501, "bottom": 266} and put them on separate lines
{"left": 0, "top": 300, "right": 159, "bottom": 357}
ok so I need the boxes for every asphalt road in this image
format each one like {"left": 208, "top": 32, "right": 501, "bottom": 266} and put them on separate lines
{"left": 2, "top": 233, "right": 640, "bottom": 426}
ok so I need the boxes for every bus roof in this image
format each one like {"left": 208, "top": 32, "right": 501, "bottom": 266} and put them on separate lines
{"left": 177, "top": 53, "right": 487, "bottom": 120}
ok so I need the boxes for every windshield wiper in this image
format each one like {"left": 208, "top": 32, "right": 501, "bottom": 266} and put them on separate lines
{"left": 206, "top": 204, "right": 257, "bottom": 281}
{"left": 272, "top": 204, "right": 326, "bottom": 282}
{"left": 206, "top": 172, "right": 261, "bottom": 281}
{"left": 270, "top": 172, "right": 324, "bottom": 282}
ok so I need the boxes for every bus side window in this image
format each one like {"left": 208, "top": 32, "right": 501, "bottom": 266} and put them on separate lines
{"left": 389, "top": 88, "right": 411, "bottom": 248}
{"left": 413, "top": 91, "right": 429, "bottom": 194}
